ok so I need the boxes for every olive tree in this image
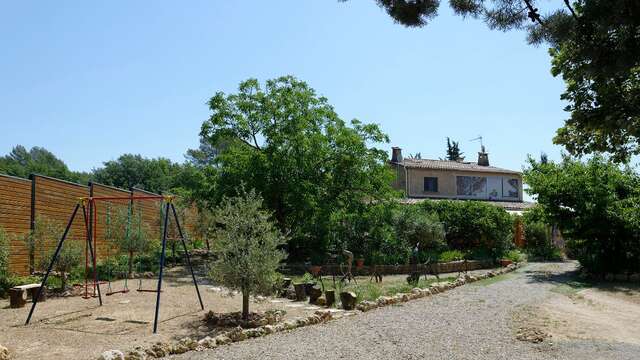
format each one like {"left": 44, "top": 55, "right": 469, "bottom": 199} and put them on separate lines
{"left": 0, "top": 227, "right": 10, "bottom": 280}
{"left": 208, "top": 189, "right": 287, "bottom": 320}
{"left": 46, "top": 240, "right": 83, "bottom": 290}
{"left": 107, "top": 207, "right": 151, "bottom": 277}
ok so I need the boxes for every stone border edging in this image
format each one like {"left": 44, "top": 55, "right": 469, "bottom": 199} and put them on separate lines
{"left": 99, "top": 263, "right": 523, "bottom": 360}
{"left": 356, "top": 262, "right": 522, "bottom": 312}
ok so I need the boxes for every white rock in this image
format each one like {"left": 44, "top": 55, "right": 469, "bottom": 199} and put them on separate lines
{"left": 98, "top": 350, "right": 124, "bottom": 360}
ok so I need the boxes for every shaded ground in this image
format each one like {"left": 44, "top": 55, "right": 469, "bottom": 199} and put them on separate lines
{"left": 171, "top": 262, "right": 640, "bottom": 360}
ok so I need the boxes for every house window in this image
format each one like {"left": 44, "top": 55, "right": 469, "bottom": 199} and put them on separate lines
{"left": 503, "top": 178, "right": 519, "bottom": 198}
{"left": 424, "top": 177, "right": 438, "bottom": 192}
{"left": 456, "top": 176, "right": 487, "bottom": 196}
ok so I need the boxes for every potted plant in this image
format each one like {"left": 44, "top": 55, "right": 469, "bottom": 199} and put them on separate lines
{"left": 293, "top": 282, "right": 307, "bottom": 301}
{"left": 500, "top": 259, "right": 513, "bottom": 267}
{"left": 309, "top": 265, "right": 322, "bottom": 277}
{"left": 324, "top": 289, "right": 335, "bottom": 307}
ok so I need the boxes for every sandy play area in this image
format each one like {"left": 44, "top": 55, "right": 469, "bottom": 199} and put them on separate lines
{"left": 0, "top": 266, "right": 320, "bottom": 360}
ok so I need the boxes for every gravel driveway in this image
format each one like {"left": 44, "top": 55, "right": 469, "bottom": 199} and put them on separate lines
{"left": 170, "top": 262, "right": 640, "bottom": 360}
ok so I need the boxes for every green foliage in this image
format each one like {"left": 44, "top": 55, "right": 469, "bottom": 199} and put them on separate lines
{"left": 93, "top": 253, "right": 158, "bottom": 281}
{"left": 294, "top": 272, "right": 316, "bottom": 284}
{"left": 438, "top": 249, "right": 465, "bottom": 263}
{"left": 0, "top": 227, "right": 10, "bottom": 280}
{"left": 337, "top": 276, "right": 455, "bottom": 303}
{"left": 208, "top": 189, "right": 287, "bottom": 318}
{"left": 44, "top": 240, "right": 83, "bottom": 290}
{"left": 394, "top": 205, "right": 446, "bottom": 251}
{"left": 199, "top": 76, "right": 397, "bottom": 261}
{"left": 550, "top": 1, "right": 640, "bottom": 161}
{"left": 28, "top": 216, "right": 64, "bottom": 273}
{"left": 110, "top": 207, "right": 152, "bottom": 258}
{"left": 524, "top": 155, "right": 640, "bottom": 273}
{"left": 418, "top": 200, "right": 514, "bottom": 259}
{"left": 445, "top": 137, "right": 464, "bottom": 161}
{"left": 93, "top": 154, "right": 204, "bottom": 194}
{"left": 0, "top": 145, "right": 91, "bottom": 183}
{"left": 522, "top": 216, "right": 562, "bottom": 260}
{"left": 503, "top": 249, "right": 526, "bottom": 263}
{"left": 0, "top": 275, "right": 41, "bottom": 298}
{"left": 353, "top": 0, "right": 640, "bottom": 162}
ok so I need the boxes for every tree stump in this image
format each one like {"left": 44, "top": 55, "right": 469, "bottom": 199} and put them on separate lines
{"left": 340, "top": 291, "right": 357, "bottom": 310}
{"left": 324, "top": 290, "right": 335, "bottom": 307}
{"left": 293, "top": 283, "right": 307, "bottom": 301}
{"left": 9, "top": 288, "right": 27, "bottom": 309}
{"left": 308, "top": 285, "right": 322, "bottom": 304}
{"left": 406, "top": 272, "right": 420, "bottom": 285}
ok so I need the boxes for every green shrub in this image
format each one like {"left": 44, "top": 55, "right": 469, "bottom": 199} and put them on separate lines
{"left": 438, "top": 250, "right": 465, "bottom": 262}
{"left": 504, "top": 249, "right": 526, "bottom": 263}
{"left": 43, "top": 240, "right": 83, "bottom": 290}
{"left": 0, "top": 275, "right": 41, "bottom": 298}
{"left": 28, "top": 216, "right": 64, "bottom": 273}
{"left": 523, "top": 220, "right": 561, "bottom": 260}
{"left": 394, "top": 206, "right": 446, "bottom": 251}
{"left": 0, "top": 227, "right": 9, "bottom": 281}
{"left": 419, "top": 200, "right": 514, "bottom": 259}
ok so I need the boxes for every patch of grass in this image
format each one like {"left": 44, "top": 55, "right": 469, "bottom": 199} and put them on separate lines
{"left": 472, "top": 273, "right": 515, "bottom": 287}
{"left": 338, "top": 276, "right": 455, "bottom": 302}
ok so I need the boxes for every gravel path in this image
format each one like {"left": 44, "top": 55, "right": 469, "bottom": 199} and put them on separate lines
{"left": 170, "top": 262, "right": 640, "bottom": 360}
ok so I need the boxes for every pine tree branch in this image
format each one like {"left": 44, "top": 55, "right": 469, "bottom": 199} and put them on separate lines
{"left": 523, "top": 0, "right": 545, "bottom": 26}
{"left": 563, "top": 0, "right": 578, "bottom": 20}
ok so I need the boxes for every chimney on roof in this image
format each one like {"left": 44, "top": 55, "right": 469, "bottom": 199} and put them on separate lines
{"left": 391, "top": 147, "right": 403, "bottom": 163}
{"left": 477, "top": 145, "right": 489, "bottom": 166}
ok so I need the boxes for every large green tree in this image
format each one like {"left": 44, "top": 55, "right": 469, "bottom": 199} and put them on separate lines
{"left": 0, "top": 145, "right": 91, "bottom": 183}
{"left": 199, "top": 76, "right": 397, "bottom": 261}
{"left": 524, "top": 155, "right": 640, "bottom": 274}
{"left": 350, "top": 0, "right": 640, "bottom": 162}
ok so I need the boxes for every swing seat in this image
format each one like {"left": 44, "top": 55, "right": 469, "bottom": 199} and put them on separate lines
{"left": 106, "top": 289, "right": 130, "bottom": 296}
{"left": 136, "top": 289, "right": 162, "bottom": 293}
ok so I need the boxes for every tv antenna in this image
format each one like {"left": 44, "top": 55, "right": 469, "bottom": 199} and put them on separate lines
{"left": 470, "top": 136, "right": 486, "bottom": 152}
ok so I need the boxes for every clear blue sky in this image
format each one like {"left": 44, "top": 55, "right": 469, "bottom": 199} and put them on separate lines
{"left": 1, "top": 1, "right": 568, "bottom": 176}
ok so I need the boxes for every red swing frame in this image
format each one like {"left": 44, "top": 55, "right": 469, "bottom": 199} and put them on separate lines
{"left": 26, "top": 194, "right": 204, "bottom": 333}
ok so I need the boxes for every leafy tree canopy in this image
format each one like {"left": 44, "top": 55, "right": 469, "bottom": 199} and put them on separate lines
{"left": 0, "top": 145, "right": 90, "bottom": 183}
{"left": 208, "top": 189, "right": 287, "bottom": 319}
{"left": 524, "top": 155, "right": 640, "bottom": 273}
{"left": 199, "top": 76, "right": 398, "bottom": 261}
{"left": 350, "top": 0, "right": 640, "bottom": 162}
{"left": 93, "top": 154, "right": 203, "bottom": 194}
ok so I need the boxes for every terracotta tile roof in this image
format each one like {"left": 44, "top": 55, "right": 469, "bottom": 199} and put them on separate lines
{"left": 399, "top": 159, "right": 521, "bottom": 175}
{"left": 399, "top": 197, "right": 535, "bottom": 212}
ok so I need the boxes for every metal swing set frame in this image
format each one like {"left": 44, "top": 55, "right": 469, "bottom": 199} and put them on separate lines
{"left": 24, "top": 194, "right": 204, "bottom": 333}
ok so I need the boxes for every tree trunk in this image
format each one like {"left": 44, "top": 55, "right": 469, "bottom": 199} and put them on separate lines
{"left": 61, "top": 272, "right": 68, "bottom": 291}
{"left": 128, "top": 250, "right": 134, "bottom": 278}
{"left": 242, "top": 287, "right": 249, "bottom": 320}
{"left": 29, "top": 252, "right": 34, "bottom": 274}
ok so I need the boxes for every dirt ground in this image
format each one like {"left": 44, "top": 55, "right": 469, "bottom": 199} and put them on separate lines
{"left": 0, "top": 266, "right": 320, "bottom": 360}
{"left": 513, "top": 264, "right": 640, "bottom": 346}
{"left": 0, "top": 265, "right": 495, "bottom": 360}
